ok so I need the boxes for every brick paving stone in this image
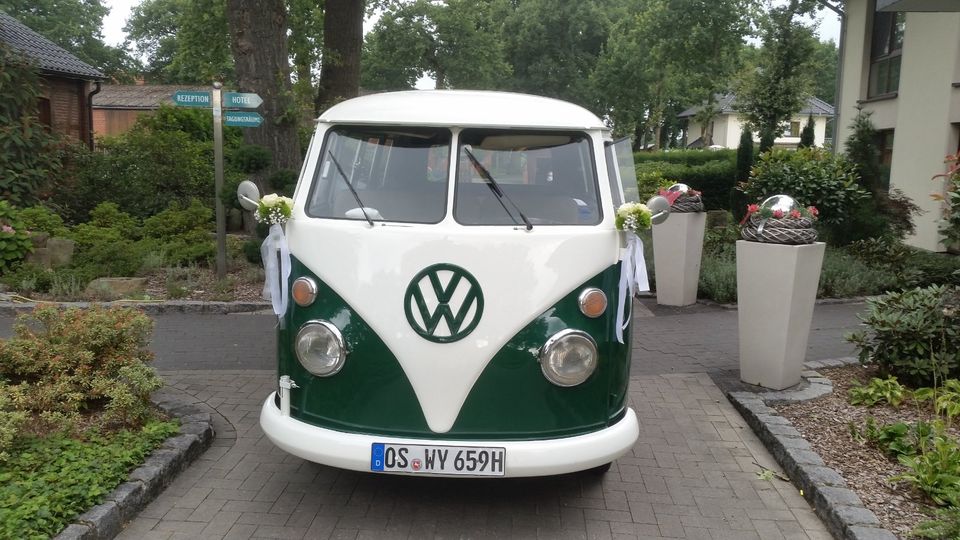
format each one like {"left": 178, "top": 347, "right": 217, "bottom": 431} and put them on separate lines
{"left": 0, "top": 300, "right": 861, "bottom": 539}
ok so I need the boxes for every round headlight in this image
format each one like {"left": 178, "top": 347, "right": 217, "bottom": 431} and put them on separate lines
{"left": 295, "top": 321, "right": 346, "bottom": 376}
{"left": 539, "top": 330, "right": 598, "bottom": 387}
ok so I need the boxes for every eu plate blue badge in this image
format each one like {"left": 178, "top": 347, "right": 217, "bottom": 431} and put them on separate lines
{"left": 370, "top": 443, "right": 385, "bottom": 471}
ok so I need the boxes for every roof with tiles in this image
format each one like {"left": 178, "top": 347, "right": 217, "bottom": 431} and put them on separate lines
{"left": 93, "top": 84, "right": 210, "bottom": 109}
{"left": 0, "top": 11, "right": 104, "bottom": 80}
{"left": 678, "top": 92, "right": 835, "bottom": 118}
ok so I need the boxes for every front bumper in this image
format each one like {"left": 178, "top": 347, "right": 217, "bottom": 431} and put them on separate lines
{"left": 260, "top": 393, "right": 639, "bottom": 477}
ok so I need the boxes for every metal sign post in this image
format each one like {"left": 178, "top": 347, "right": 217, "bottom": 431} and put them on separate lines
{"left": 171, "top": 85, "right": 263, "bottom": 281}
{"left": 212, "top": 82, "right": 226, "bottom": 279}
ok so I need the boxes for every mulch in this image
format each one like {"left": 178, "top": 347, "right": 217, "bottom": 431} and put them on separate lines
{"left": 776, "top": 365, "right": 949, "bottom": 539}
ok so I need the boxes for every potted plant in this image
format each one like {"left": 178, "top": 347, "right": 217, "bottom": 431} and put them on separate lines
{"left": 651, "top": 183, "right": 706, "bottom": 306}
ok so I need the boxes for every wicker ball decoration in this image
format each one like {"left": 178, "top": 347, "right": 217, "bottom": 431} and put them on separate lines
{"left": 666, "top": 183, "right": 704, "bottom": 213}
{"left": 740, "top": 194, "right": 818, "bottom": 245}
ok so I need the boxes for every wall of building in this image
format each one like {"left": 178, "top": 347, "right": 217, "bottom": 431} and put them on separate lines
{"left": 93, "top": 109, "right": 152, "bottom": 138}
{"left": 41, "top": 76, "right": 90, "bottom": 145}
{"left": 689, "top": 114, "right": 831, "bottom": 150}
{"left": 839, "top": 0, "right": 960, "bottom": 251}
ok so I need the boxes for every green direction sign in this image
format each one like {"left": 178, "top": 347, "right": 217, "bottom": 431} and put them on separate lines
{"left": 172, "top": 91, "right": 211, "bottom": 107}
{"left": 224, "top": 92, "right": 263, "bottom": 109}
{"left": 224, "top": 111, "right": 264, "bottom": 128}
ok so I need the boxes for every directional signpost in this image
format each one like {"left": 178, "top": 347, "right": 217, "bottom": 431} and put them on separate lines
{"left": 172, "top": 90, "right": 211, "bottom": 107}
{"left": 172, "top": 85, "right": 263, "bottom": 279}
{"left": 224, "top": 111, "right": 264, "bottom": 128}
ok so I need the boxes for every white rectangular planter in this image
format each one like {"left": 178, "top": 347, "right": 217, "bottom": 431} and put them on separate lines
{"left": 736, "top": 240, "right": 825, "bottom": 390}
{"left": 652, "top": 212, "right": 706, "bottom": 306}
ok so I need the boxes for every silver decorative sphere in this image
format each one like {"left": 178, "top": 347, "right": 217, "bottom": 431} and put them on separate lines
{"left": 759, "top": 194, "right": 800, "bottom": 216}
{"left": 667, "top": 183, "right": 691, "bottom": 194}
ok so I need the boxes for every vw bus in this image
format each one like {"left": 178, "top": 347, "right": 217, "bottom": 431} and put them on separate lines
{"left": 243, "top": 90, "right": 656, "bottom": 478}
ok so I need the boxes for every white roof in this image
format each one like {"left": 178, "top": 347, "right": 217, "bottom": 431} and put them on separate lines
{"left": 318, "top": 90, "right": 607, "bottom": 130}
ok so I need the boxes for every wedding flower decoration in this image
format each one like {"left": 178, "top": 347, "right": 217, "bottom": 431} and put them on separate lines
{"left": 658, "top": 186, "right": 702, "bottom": 206}
{"left": 615, "top": 202, "right": 653, "bottom": 234}
{"left": 741, "top": 203, "right": 819, "bottom": 224}
{"left": 255, "top": 194, "right": 294, "bottom": 225}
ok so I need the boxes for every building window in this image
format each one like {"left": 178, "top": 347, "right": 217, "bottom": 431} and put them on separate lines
{"left": 868, "top": 5, "right": 904, "bottom": 98}
{"left": 37, "top": 98, "right": 52, "bottom": 127}
{"left": 783, "top": 121, "right": 801, "bottom": 138}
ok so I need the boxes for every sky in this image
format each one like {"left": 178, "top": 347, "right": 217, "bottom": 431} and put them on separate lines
{"left": 100, "top": 0, "right": 843, "bottom": 52}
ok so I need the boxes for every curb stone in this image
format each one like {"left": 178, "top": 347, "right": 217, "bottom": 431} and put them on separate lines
{"left": 51, "top": 394, "right": 215, "bottom": 540}
{"left": 698, "top": 296, "right": 872, "bottom": 310}
{"left": 726, "top": 357, "right": 898, "bottom": 540}
{"left": 0, "top": 300, "right": 270, "bottom": 317}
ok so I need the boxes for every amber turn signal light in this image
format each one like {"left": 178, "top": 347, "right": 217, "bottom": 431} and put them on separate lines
{"left": 578, "top": 288, "right": 607, "bottom": 318}
{"left": 292, "top": 277, "right": 318, "bottom": 307}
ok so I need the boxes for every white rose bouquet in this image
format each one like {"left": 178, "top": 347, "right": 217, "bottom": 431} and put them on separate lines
{"left": 615, "top": 202, "right": 653, "bottom": 234}
{"left": 256, "top": 193, "right": 294, "bottom": 225}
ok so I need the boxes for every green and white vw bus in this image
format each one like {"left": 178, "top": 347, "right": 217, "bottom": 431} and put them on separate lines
{"left": 245, "top": 90, "right": 652, "bottom": 478}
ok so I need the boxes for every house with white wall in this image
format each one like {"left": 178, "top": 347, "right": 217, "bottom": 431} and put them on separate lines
{"left": 835, "top": 0, "right": 959, "bottom": 252}
{"left": 678, "top": 93, "right": 834, "bottom": 150}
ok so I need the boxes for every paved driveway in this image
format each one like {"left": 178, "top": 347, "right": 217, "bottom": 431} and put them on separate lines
{"left": 1, "top": 300, "right": 865, "bottom": 538}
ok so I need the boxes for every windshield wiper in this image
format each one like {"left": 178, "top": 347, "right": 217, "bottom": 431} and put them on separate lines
{"left": 326, "top": 151, "right": 374, "bottom": 227}
{"left": 462, "top": 145, "right": 533, "bottom": 231}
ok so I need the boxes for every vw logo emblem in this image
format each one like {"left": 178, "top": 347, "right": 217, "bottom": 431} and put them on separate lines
{"left": 404, "top": 263, "right": 484, "bottom": 343}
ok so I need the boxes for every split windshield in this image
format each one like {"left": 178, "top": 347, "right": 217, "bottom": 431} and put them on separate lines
{"left": 306, "top": 126, "right": 451, "bottom": 224}
{"left": 454, "top": 130, "right": 601, "bottom": 226}
{"left": 306, "top": 126, "right": 601, "bottom": 226}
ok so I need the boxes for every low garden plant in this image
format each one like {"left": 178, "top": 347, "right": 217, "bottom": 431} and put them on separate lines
{"left": 0, "top": 306, "right": 177, "bottom": 537}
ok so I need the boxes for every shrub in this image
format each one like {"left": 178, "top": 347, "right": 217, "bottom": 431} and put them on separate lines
{"left": 847, "top": 285, "right": 960, "bottom": 386}
{"left": 0, "top": 419, "right": 178, "bottom": 538}
{"left": 230, "top": 144, "right": 272, "bottom": 174}
{"left": 744, "top": 148, "right": 870, "bottom": 227}
{"left": 934, "top": 153, "right": 960, "bottom": 247}
{"left": 0, "top": 306, "right": 162, "bottom": 428}
{"left": 698, "top": 244, "right": 737, "bottom": 303}
{"left": 51, "top": 128, "right": 214, "bottom": 220}
{"left": 634, "top": 149, "right": 735, "bottom": 166}
{"left": 636, "top": 159, "right": 737, "bottom": 211}
{"left": 142, "top": 200, "right": 215, "bottom": 265}
{"left": 0, "top": 263, "right": 53, "bottom": 296}
{"left": 0, "top": 45, "right": 63, "bottom": 206}
{"left": 268, "top": 168, "right": 299, "bottom": 197}
{"left": 0, "top": 384, "right": 27, "bottom": 461}
{"left": 817, "top": 247, "right": 899, "bottom": 298}
{"left": 735, "top": 129, "right": 754, "bottom": 182}
{"left": 848, "top": 376, "right": 909, "bottom": 407}
{"left": 16, "top": 205, "right": 68, "bottom": 237}
{"left": 0, "top": 201, "right": 32, "bottom": 273}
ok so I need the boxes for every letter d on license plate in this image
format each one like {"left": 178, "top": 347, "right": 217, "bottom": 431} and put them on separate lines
{"left": 371, "top": 443, "right": 505, "bottom": 476}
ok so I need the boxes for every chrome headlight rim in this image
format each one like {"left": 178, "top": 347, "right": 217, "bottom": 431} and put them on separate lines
{"left": 538, "top": 329, "right": 599, "bottom": 387}
{"left": 292, "top": 277, "right": 318, "bottom": 307}
{"left": 577, "top": 287, "right": 607, "bottom": 318}
{"left": 295, "top": 319, "right": 346, "bottom": 377}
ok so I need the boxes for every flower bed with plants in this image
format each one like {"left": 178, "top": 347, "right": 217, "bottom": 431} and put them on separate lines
{"left": 775, "top": 285, "right": 960, "bottom": 538}
{"left": 0, "top": 306, "right": 179, "bottom": 537}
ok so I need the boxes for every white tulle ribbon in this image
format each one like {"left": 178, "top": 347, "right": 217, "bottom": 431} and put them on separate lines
{"left": 615, "top": 233, "right": 650, "bottom": 344}
{"left": 261, "top": 223, "right": 291, "bottom": 326}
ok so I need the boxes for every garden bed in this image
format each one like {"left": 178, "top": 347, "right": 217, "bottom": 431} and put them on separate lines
{"left": 776, "top": 365, "right": 956, "bottom": 538}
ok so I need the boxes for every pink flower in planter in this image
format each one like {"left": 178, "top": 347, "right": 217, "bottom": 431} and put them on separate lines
{"left": 807, "top": 206, "right": 819, "bottom": 217}
{"left": 790, "top": 209, "right": 802, "bottom": 219}
{"left": 773, "top": 210, "right": 784, "bottom": 218}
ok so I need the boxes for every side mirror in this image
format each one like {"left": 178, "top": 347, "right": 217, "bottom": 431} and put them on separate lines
{"left": 647, "top": 195, "right": 670, "bottom": 225}
{"left": 237, "top": 180, "right": 261, "bottom": 211}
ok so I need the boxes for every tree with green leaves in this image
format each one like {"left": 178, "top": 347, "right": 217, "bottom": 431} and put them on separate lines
{"left": 799, "top": 114, "right": 815, "bottom": 148}
{"left": 593, "top": 0, "right": 756, "bottom": 148}
{"left": 125, "top": 0, "right": 234, "bottom": 84}
{"left": 315, "top": 0, "right": 364, "bottom": 114}
{"left": 362, "top": 0, "right": 511, "bottom": 91}
{"left": 736, "top": 128, "right": 754, "bottom": 182}
{"left": 735, "top": 0, "right": 819, "bottom": 153}
{"left": 226, "top": 0, "right": 301, "bottom": 185}
{"left": 0, "top": 0, "right": 139, "bottom": 80}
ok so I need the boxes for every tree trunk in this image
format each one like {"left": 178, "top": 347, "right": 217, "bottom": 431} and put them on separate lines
{"left": 226, "top": 0, "right": 302, "bottom": 191}
{"left": 315, "top": 0, "right": 363, "bottom": 114}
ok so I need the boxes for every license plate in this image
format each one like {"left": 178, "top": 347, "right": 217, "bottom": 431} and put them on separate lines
{"left": 370, "top": 443, "right": 505, "bottom": 476}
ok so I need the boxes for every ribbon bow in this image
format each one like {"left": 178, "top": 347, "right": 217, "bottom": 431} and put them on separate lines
{"left": 615, "top": 234, "right": 649, "bottom": 344}
{"left": 260, "top": 223, "right": 291, "bottom": 326}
